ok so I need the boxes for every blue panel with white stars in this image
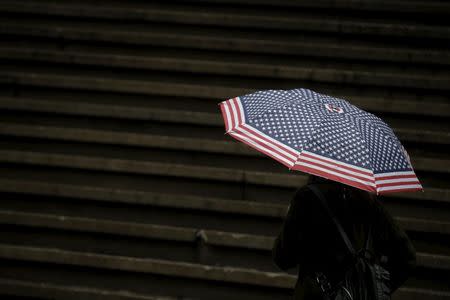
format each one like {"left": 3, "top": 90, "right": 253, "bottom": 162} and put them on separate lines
{"left": 239, "top": 88, "right": 412, "bottom": 173}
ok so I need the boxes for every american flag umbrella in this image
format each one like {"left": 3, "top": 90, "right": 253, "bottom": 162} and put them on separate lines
{"left": 219, "top": 88, "right": 423, "bottom": 195}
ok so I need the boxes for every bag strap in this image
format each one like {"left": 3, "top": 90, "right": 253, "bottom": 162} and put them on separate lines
{"left": 364, "top": 224, "right": 372, "bottom": 252}
{"left": 307, "top": 184, "right": 356, "bottom": 256}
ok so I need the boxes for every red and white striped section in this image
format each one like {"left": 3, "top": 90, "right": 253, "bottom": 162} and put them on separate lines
{"left": 219, "top": 97, "right": 300, "bottom": 168}
{"left": 219, "top": 97, "right": 246, "bottom": 133}
{"left": 292, "top": 151, "right": 377, "bottom": 193}
{"left": 374, "top": 171, "right": 423, "bottom": 194}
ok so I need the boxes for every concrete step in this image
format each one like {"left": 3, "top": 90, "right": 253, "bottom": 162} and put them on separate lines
{"left": 0, "top": 244, "right": 294, "bottom": 288}
{"left": 0, "top": 109, "right": 446, "bottom": 174}
{"left": 0, "top": 136, "right": 447, "bottom": 200}
{"left": 0, "top": 278, "right": 179, "bottom": 300}
{"left": 1, "top": 1, "right": 449, "bottom": 40}
{"left": 0, "top": 188, "right": 282, "bottom": 239}
{"left": 1, "top": 275, "right": 448, "bottom": 300}
{"left": 1, "top": 209, "right": 449, "bottom": 255}
{"left": 0, "top": 243, "right": 449, "bottom": 299}
{"left": 1, "top": 40, "right": 449, "bottom": 91}
{"left": 182, "top": 0, "right": 450, "bottom": 15}
{"left": 1, "top": 17, "right": 449, "bottom": 65}
{"left": 0, "top": 69, "right": 448, "bottom": 145}
{"left": 0, "top": 217, "right": 449, "bottom": 287}
{"left": 0, "top": 108, "right": 448, "bottom": 171}
{"left": 0, "top": 137, "right": 304, "bottom": 188}
{"left": 0, "top": 178, "right": 448, "bottom": 295}
{"left": 0, "top": 261, "right": 293, "bottom": 300}
{"left": 0, "top": 161, "right": 295, "bottom": 208}
{"left": 1, "top": 59, "right": 448, "bottom": 112}
{"left": 1, "top": 84, "right": 449, "bottom": 119}
{"left": 0, "top": 214, "right": 280, "bottom": 270}
{"left": 0, "top": 165, "right": 449, "bottom": 225}
{"left": 1, "top": 192, "right": 449, "bottom": 288}
{"left": 0, "top": 177, "right": 286, "bottom": 219}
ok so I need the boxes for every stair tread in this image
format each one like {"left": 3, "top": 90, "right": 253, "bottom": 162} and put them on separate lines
{"left": 0, "top": 166, "right": 449, "bottom": 219}
{"left": 1, "top": 85, "right": 449, "bottom": 118}
{"left": 0, "top": 137, "right": 448, "bottom": 189}
{"left": 0, "top": 243, "right": 449, "bottom": 295}
{"left": 1, "top": 0, "right": 450, "bottom": 39}
{"left": 179, "top": 0, "right": 450, "bottom": 15}
{"left": 0, "top": 243, "right": 296, "bottom": 288}
{"left": 0, "top": 277, "right": 448, "bottom": 300}
{"left": 0, "top": 115, "right": 448, "bottom": 178}
{"left": 1, "top": 40, "right": 449, "bottom": 91}
{"left": 0, "top": 65, "right": 449, "bottom": 137}
{"left": 0, "top": 278, "right": 182, "bottom": 300}
{"left": 1, "top": 209, "right": 450, "bottom": 246}
{"left": 1, "top": 17, "right": 449, "bottom": 65}
{"left": 1, "top": 106, "right": 449, "bottom": 146}
{"left": 2, "top": 83, "right": 449, "bottom": 121}
{"left": 0, "top": 212, "right": 450, "bottom": 278}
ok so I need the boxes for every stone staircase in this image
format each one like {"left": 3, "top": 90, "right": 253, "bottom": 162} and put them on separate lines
{"left": 0, "top": 1, "right": 449, "bottom": 299}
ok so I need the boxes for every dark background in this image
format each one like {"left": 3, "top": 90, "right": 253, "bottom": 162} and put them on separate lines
{"left": 0, "top": 1, "right": 449, "bottom": 299}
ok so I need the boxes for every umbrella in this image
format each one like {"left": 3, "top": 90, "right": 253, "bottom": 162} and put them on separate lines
{"left": 219, "top": 88, "right": 422, "bottom": 195}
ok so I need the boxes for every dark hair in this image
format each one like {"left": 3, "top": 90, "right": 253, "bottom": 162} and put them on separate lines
{"left": 306, "top": 175, "right": 376, "bottom": 204}
{"left": 307, "top": 175, "right": 330, "bottom": 185}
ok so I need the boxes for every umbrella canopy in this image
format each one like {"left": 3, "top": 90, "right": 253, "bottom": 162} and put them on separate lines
{"left": 219, "top": 88, "right": 422, "bottom": 195}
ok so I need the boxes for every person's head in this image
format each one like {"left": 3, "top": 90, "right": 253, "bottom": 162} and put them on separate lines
{"left": 307, "top": 174, "right": 331, "bottom": 185}
{"left": 306, "top": 175, "right": 376, "bottom": 203}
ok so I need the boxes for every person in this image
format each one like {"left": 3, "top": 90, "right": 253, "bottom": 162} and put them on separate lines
{"left": 272, "top": 175, "right": 416, "bottom": 299}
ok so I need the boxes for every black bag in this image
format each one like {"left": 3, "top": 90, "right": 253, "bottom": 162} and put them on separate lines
{"left": 308, "top": 185, "right": 391, "bottom": 300}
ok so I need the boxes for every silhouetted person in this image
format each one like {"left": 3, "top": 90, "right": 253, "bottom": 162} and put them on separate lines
{"left": 272, "top": 176, "right": 416, "bottom": 299}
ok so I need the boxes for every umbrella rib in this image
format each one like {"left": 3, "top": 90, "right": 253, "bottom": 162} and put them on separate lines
{"left": 345, "top": 112, "right": 406, "bottom": 172}
{"left": 340, "top": 112, "right": 376, "bottom": 176}
{"left": 293, "top": 103, "right": 329, "bottom": 165}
